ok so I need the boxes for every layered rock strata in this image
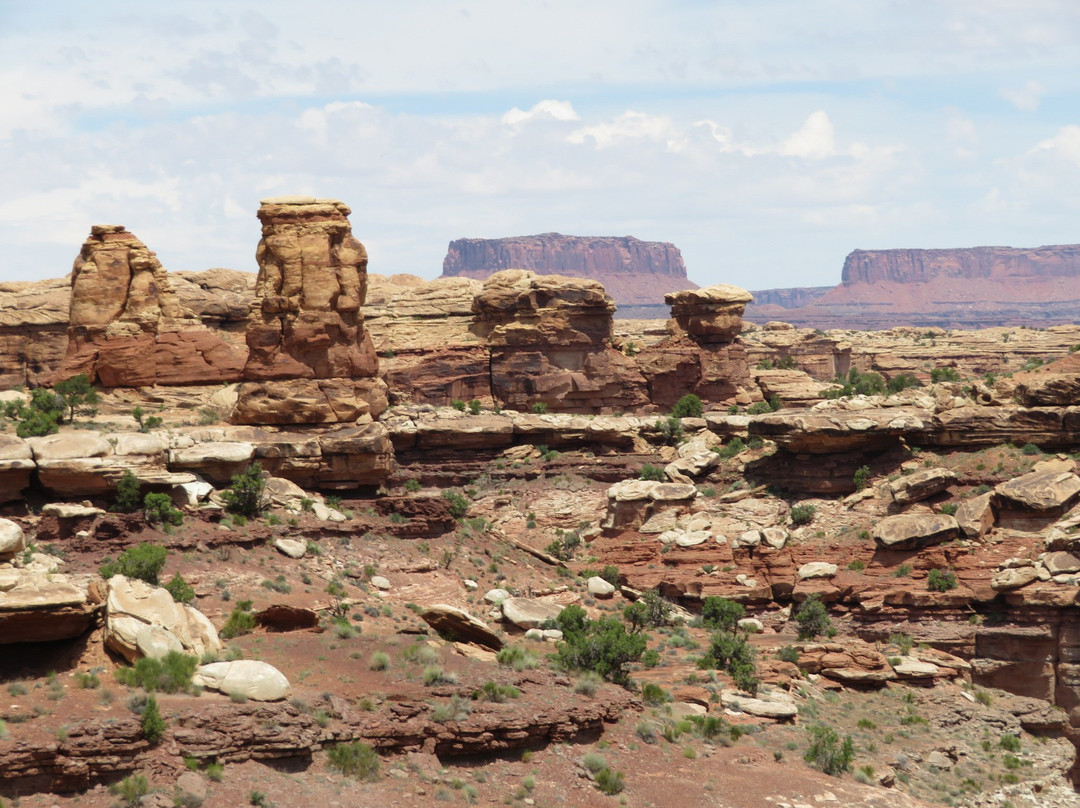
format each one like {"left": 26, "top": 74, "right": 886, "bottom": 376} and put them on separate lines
{"left": 59, "top": 226, "right": 246, "bottom": 386}
{"left": 233, "top": 197, "right": 387, "bottom": 425}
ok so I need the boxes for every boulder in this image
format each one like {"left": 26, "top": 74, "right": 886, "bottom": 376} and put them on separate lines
{"left": 1042, "top": 551, "right": 1080, "bottom": 576}
{"left": 761, "top": 527, "right": 789, "bottom": 550}
{"left": 419, "top": 604, "right": 503, "bottom": 651}
{"left": 873, "top": 513, "right": 958, "bottom": 549}
{"left": 888, "top": 467, "right": 956, "bottom": 505}
{"left": 499, "top": 597, "right": 563, "bottom": 630}
{"left": 798, "top": 562, "right": 838, "bottom": 580}
{"left": 193, "top": 660, "right": 290, "bottom": 701}
{"left": 168, "top": 442, "right": 255, "bottom": 484}
{"left": 995, "top": 470, "right": 1080, "bottom": 512}
{"left": 274, "top": 538, "right": 306, "bottom": 559}
{"left": 720, "top": 687, "right": 797, "bottom": 719}
{"left": 737, "top": 618, "right": 764, "bottom": 634}
{"left": 0, "top": 518, "right": 24, "bottom": 557}
{"left": 370, "top": 575, "right": 391, "bottom": 591}
{"left": 483, "top": 588, "right": 510, "bottom": 605}
{"left": 587, "top": 576, "right": 616, "bottom": 598}
{"left": 991, "top": 566, "right": 1040, "bottom": 591}
{"left": 104, "top": 575, "right": 222, "bottom": 662}
{"left": 954, "top": 492, "right": 995, "bottom": 539}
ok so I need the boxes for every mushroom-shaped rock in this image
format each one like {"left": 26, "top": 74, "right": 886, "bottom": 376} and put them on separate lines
{"left": 873, "top": 513, "right": 958, "bottom": 549}
{"left": 665, "top": 284, "right": 752, "bottom": 344}
{"left": 798, "top": 562, "right": 838, "bottom": 581}
{"left": 0, "top": 519, "right": 24, "bottom": 556}
{"left": 193, "top": 660, "right": 290, "bottom": 701}
{"left": 991, "top": 566, "right": 1039, "bottom": 591}
{"left": 419, "top": 604, "right": 503, "bottom": 651}
{"left": 105, "top": 575, "right": 222, "bottom": 662}
{"left": 888, "top": 467, "right": 957, "bottom": 505}
{"left": 500, "top": 597, "right": 563, "bottom": 629}
{"left": 587, "top": 576, "right": 616, "bottom": 598}
{"left": 995, "top": 470, "right": 1080, "bottom": 512}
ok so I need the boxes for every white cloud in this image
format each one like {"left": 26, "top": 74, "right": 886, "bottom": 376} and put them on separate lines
{"left": 567, "top": 111, "right": 683, "bottom": 150}
{"left": 1001, "top": 80, "right": 1046, "bottom": 111}
{"left": 780, "top": 111, "right": 836, "bottom": 160}
{"left": 1028, "top": 125, "right": 1080, "bottom": 165}
{"left": 501, "top": 100, "right": 579, "bottom": 127}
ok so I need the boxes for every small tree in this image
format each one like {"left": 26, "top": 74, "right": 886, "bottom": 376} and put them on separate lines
{"left": 143, "top": 493, "right": 183, "bottom": 527}
{"left": 140, "top": 694, "right": 167, "bottom": 745}
{"left": 164, "top": 572, "right": 195, "bottom": 604}
{"left": 55, "top": 374, "right": 100, "bottom": 423}
{"left": 795, "top": 594, "right": 833, "bottom": 640}
{"left": 701, "top": 596, "right": 745, "bottom": 633}
{"left": 553, "top": 616, "right": 647, "bottom": 685}
{"left": 927, "top": 568, "right": 958, "bottom": 592}
{"left": 671, "top": 394, "right": 704, "bottom": 419}
{"left": 100, "top": 542, "right": 167, "bottom": 585}
{"left": 112, "top": 470, "right": 142, "bottom": 514}
{"left": 804, "top": 725, "right": 855, "bottom": 775}
{"left": 223, "top": 462, "right": 266, "bottom": 519}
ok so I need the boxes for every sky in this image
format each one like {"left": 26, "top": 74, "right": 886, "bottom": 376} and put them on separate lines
{"left": 3, "top": 1, "right": 1080, "bottom": 292}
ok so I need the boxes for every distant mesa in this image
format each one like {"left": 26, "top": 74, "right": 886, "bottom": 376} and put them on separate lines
{"left": 440, "top": 233, "right": 697, "bottom": 315}
{"left": 746, "top": 243, "right": 1080, "bottom": 329}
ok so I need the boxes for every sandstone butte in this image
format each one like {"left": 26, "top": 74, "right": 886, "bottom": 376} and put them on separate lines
{"left": 2, "top": 201, "right": 1080, "bottom": 808}
{"left": 746, "top": 243, "right": 1080, "bottom": 330}
{"left": 440, "top": 232, "right": 698, "bottom": 315}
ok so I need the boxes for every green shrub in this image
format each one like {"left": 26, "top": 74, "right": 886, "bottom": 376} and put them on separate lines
{"left": 109, "top": 774, "right": 150, "bottom": 807}
{"left": 223, "top": 463, "right": 266, "bottom": 519}
{"left": 441, "top": 489, "right": 470, "bottom": 518}
{"left": 718, "top": 437, "right": 745, "bottom": 458}
{"left": 1021, "top": 442, "right": 1042, "bottom": 456}
{"left": 654, "top": 416, "right": 684, "bottom": 445}
{"left": 116, "top": 651, "right": 198, "bottom": 694}
{"left": 640, "top": 648, "right": 661, "bottom": 668}
{"left": 888, "top": 632, "right": 914, "bottom": 654}
{"left": 777, "top": 354, "right": 797, "bottom": 370}
{"left": 112, "top": 470, "right": 142, "bottom": 514}
{"left": 790, "top": 503, "right": 816, "bottom": 526}
{"left": 164, "top": 573, "right": 195, "bottom": 604}
{"left": 553, "top": 615, "right": 647, "bottom": 685}
{"left": 930, "top": 366, "right": 961, "bottom": 383}
{"left": 804, "top": 725, "right": 854, "bottom": 775}
{"left": 594, "top": 767, "right": 625, "bottom": 795}
{"left": 220, "top": 600, "right": 256, "bottom": 639}
{"left": 853, "top": 465, "right": 871, "bottom": 491}
{"left": 467, "top": 400, "right": 482, "bottom": 415}
{"left": 701, "top": 596, "right": 744, "bottom": 633}
{"left": 698, "top": 630, "right": 758, "bottom": 694}
{"left": 886, "top": 373, "right": 921, "bottom": 393}
{"left": 823, "top": 368, "right": 885, "bottom": 399}
{"left": 451, "top": 399, "right": 466, "bottom": 411}
{"left": 794, "top": 594, "right": 833, "bottom": 640}
{"left": 746, "top": 401, "right": 772, "bottom": 415}
{"left": 927, "top": 568, "right": 958, "bottom": 592}
{"left": 779, "top": 646, "right": 800, "bottom": 664}
{"left": 639, "top": 463, "right": 666, "bottom": 481}
{"left": 100, "top": 542, "right": 167, "bottom": 585}
{"left": 370, "top": 652, "right": 390, "bottom": 671}
{"left": 403, "top": 478, "right": 422, "bottom": 493}
{"left": 531, "top": 402, "right": 549, "bottom": 414}
{"left": 471, "top": 681, "right": 520, "bottom": 702}
{"left": 671, "top": 394, "right": 704, "bottom": 419}
{"left": 599, "top": 565, "right": 621, "bottom": 587}
{"left": 140, "top": 694, "right": 166, "bottom": 744}
{"left": 640, "top": 682, "right": 669, "bottom": 706}
{"left": 999, "top": 733, "right": 1021, "bottom": 752}
{"left": 327, "top": 741, "right": 381, "bottom": 781}
{"left": 55, "top": 374, "right": 100, "bottom": 422}
{"left": 143, "top": 493, "right": 183, "bottom": 527}
{"left": 940, "top": 502, "right": 958, "bottom": 516}
{"left": 496, "top": 645, "right": 539, "bottom": 671}
{"left": 623, "top": 590, "right": 672, "bottom": 631}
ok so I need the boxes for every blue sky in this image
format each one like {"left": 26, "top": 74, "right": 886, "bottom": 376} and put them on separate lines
{"left": 3, "top": 1, "right": 1080, "bottom": 291}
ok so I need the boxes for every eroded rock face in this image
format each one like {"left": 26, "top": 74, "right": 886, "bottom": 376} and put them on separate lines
{"left": 61, "top": 225, "right": 246, "bottom": 386}
{"left": 104, "top": 575, "right": 222, "bottom": 662}
{"left": 472, "top": 270, "right": 648, "bottom": 412}
{"left": 234, "top": 197, "right": 384, "bottom": 425}
{"left": 665, "top": 284, "right": 753, "bottom": 344}
{"left": 0, "top": 569, "right": 100, "bottom": 644}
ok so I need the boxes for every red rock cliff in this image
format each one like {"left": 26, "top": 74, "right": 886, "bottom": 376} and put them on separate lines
{"left": 441, "top": 233, "right": 696, "bottom": 306}
{"left": 841, "top": 244, "right": 1080, "bottom": 285}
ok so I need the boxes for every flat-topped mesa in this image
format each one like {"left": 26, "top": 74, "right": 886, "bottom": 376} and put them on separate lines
{"left": 60, "top": 226, "right": 246, "bottom": 386}
{"left": 470, "top": 270, "right": 648, "bottom": 413}
{"left": 233, "top": 197, "right": 387, "bottom": 425}
{"left": 442, "top": 233, "right": 695, "bottom": 307}
{"left": 665, "top": 284, "right": 753, "bottom": 344}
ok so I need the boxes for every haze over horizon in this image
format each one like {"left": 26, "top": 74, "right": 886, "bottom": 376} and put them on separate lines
{"left": 4, "top": 1, "right": 1080, "bottom": 292}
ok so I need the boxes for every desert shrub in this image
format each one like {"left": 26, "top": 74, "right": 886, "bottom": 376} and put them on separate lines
{"left": 888, "top": 632, "right": 914, "bottom": 654}
{"left": 886, "top": 373, "right": 921, "bottom": 393}
{"left": 853, "top": 465, "right": 871, "bottom": 491}
{"left": 701, "top": 596, "right": 744, "bottom": 633}
{"left": 100, "top": 542, "right": 167, "bottom": 585}
{"left": 495, "top": 645, "right": 539, "bottom": 671}
{"left": 112, "top": 470, "right": 142, "bottom": 513}
{"left": 823, "top": 368, "right": 885, "bottom": 399}
{"left": 939, "top": 502, "right": 958, "bottom": 516}
{"left": 553, "top": 615, "right": 647, "bottom": 685}
{"left": 116, "top": 651, "right": 198, "bottom": 694}
{"left": 640, "top": 683, "right": 669, "bottom": 706}
{"left": 451, "top": 399, "right": 466, "bottom": 411}
{"left": 640, "top": 648, "right": 661, "bottom": 668}
{"left": 594, "top": 767, "right": 625, "bottom": 795}
{"left": 671, "top": 394, "right": 703, "bottom": 419}
{"left": 795, "top": 594, "right": 833, "bottom": 640}
{"left": 55, "top": 374, "right": 100, "bottom": 422}
{"left": 467, "top": 399, "right": 482, "bottom": 415}
{"left": 927, "top": 568, "right": 958, "bottom": 592}
{"left": 531, "top": 402, "right": 549, "bottom": 414}
{"left": 327, "top": 741, "right": 380, "bottom": 781}
{"left": 639, "top": 463, "right": 666, "bottom": 481}
{"left": 223, "top": 463, "right": 266, "bottom": 519}
{"left": 143, "top": 493, "right": 183, "bottom": 527}
{"left": 930, "top": 366, "right": 961, "bottom": 383}
{"left": 403, "top": 478, "right": 422, "bottom": 493}
{"left": 164, "top": 572, "right": 195, "bottom": 604}
{"left": 718, "top": 437, "right": 745, "bottom": 458}
{"left": 698, "top": 631, "right": 758, "bottom": 694}
{"left": 1020, "top": 442, "right": 1042, "bottom": 456}
{"left": 220, "top": 600, "right": 256, "bottom": 639}
{"left": 472, "top": 681, "right": 520, "bottom": 702}
{"left": 140, "top": 694, "right": 166, "bottom": 744}
{"left": 777, "top": 354, "right": 797, "bottom": 370}
{"left": 804, "top": 725, "right": 855, "bottom": 776}
{"left": 779, "top": 646, "right": 800, "bottom": 664}
{"left": 441, "top": 489, "right": 470, "bottom": 518}
{"left": 999, "top": 733, "right": 1021, "bottom": 752}
{"left": 746, "top": 401, "right": 772, "bottom": 415}
{"left": 624, "top": 590, "right": 672, "bottom": 631}
{"left": 599, "top": 565, "right": 621, "bottom": 586}
{"left": 789, "top": 503, "right": 816, "bottom": 526}
{"left": 654, "top": 416, "right": 684, "bottom": 445}
{"left": 109, "top": 774, "right": 150, "bottom": 807}
{"left": 369, "top": 652, "right": 390, "bottom": 671}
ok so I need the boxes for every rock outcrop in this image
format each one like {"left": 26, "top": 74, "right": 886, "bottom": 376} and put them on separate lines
{"left": 233, "top": 197, "right": 387, "bottom": 425}
{"left": 442, "top": 233, "right": 695, "bottom": 307}
{"left": 59, "top": 226, "right": 247, "bottom": 386}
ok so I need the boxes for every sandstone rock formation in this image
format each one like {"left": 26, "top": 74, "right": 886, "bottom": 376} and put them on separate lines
{"left": 665, "top": 285, "right": 753, "bottom": 344}
{"left": 745, "top": 243, "right": 1080, "bottom": 329}
{"left": 103, "top": 575, "right": 222, "bottom": 662}
{"left": 233, "top": 197, "right": 387, "bottom": 425}
{"left": 442, "top": 233, "right": 695, "bottom": 308}
{"left": 60, "top": 226, "right": 246, "bottom": 387}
